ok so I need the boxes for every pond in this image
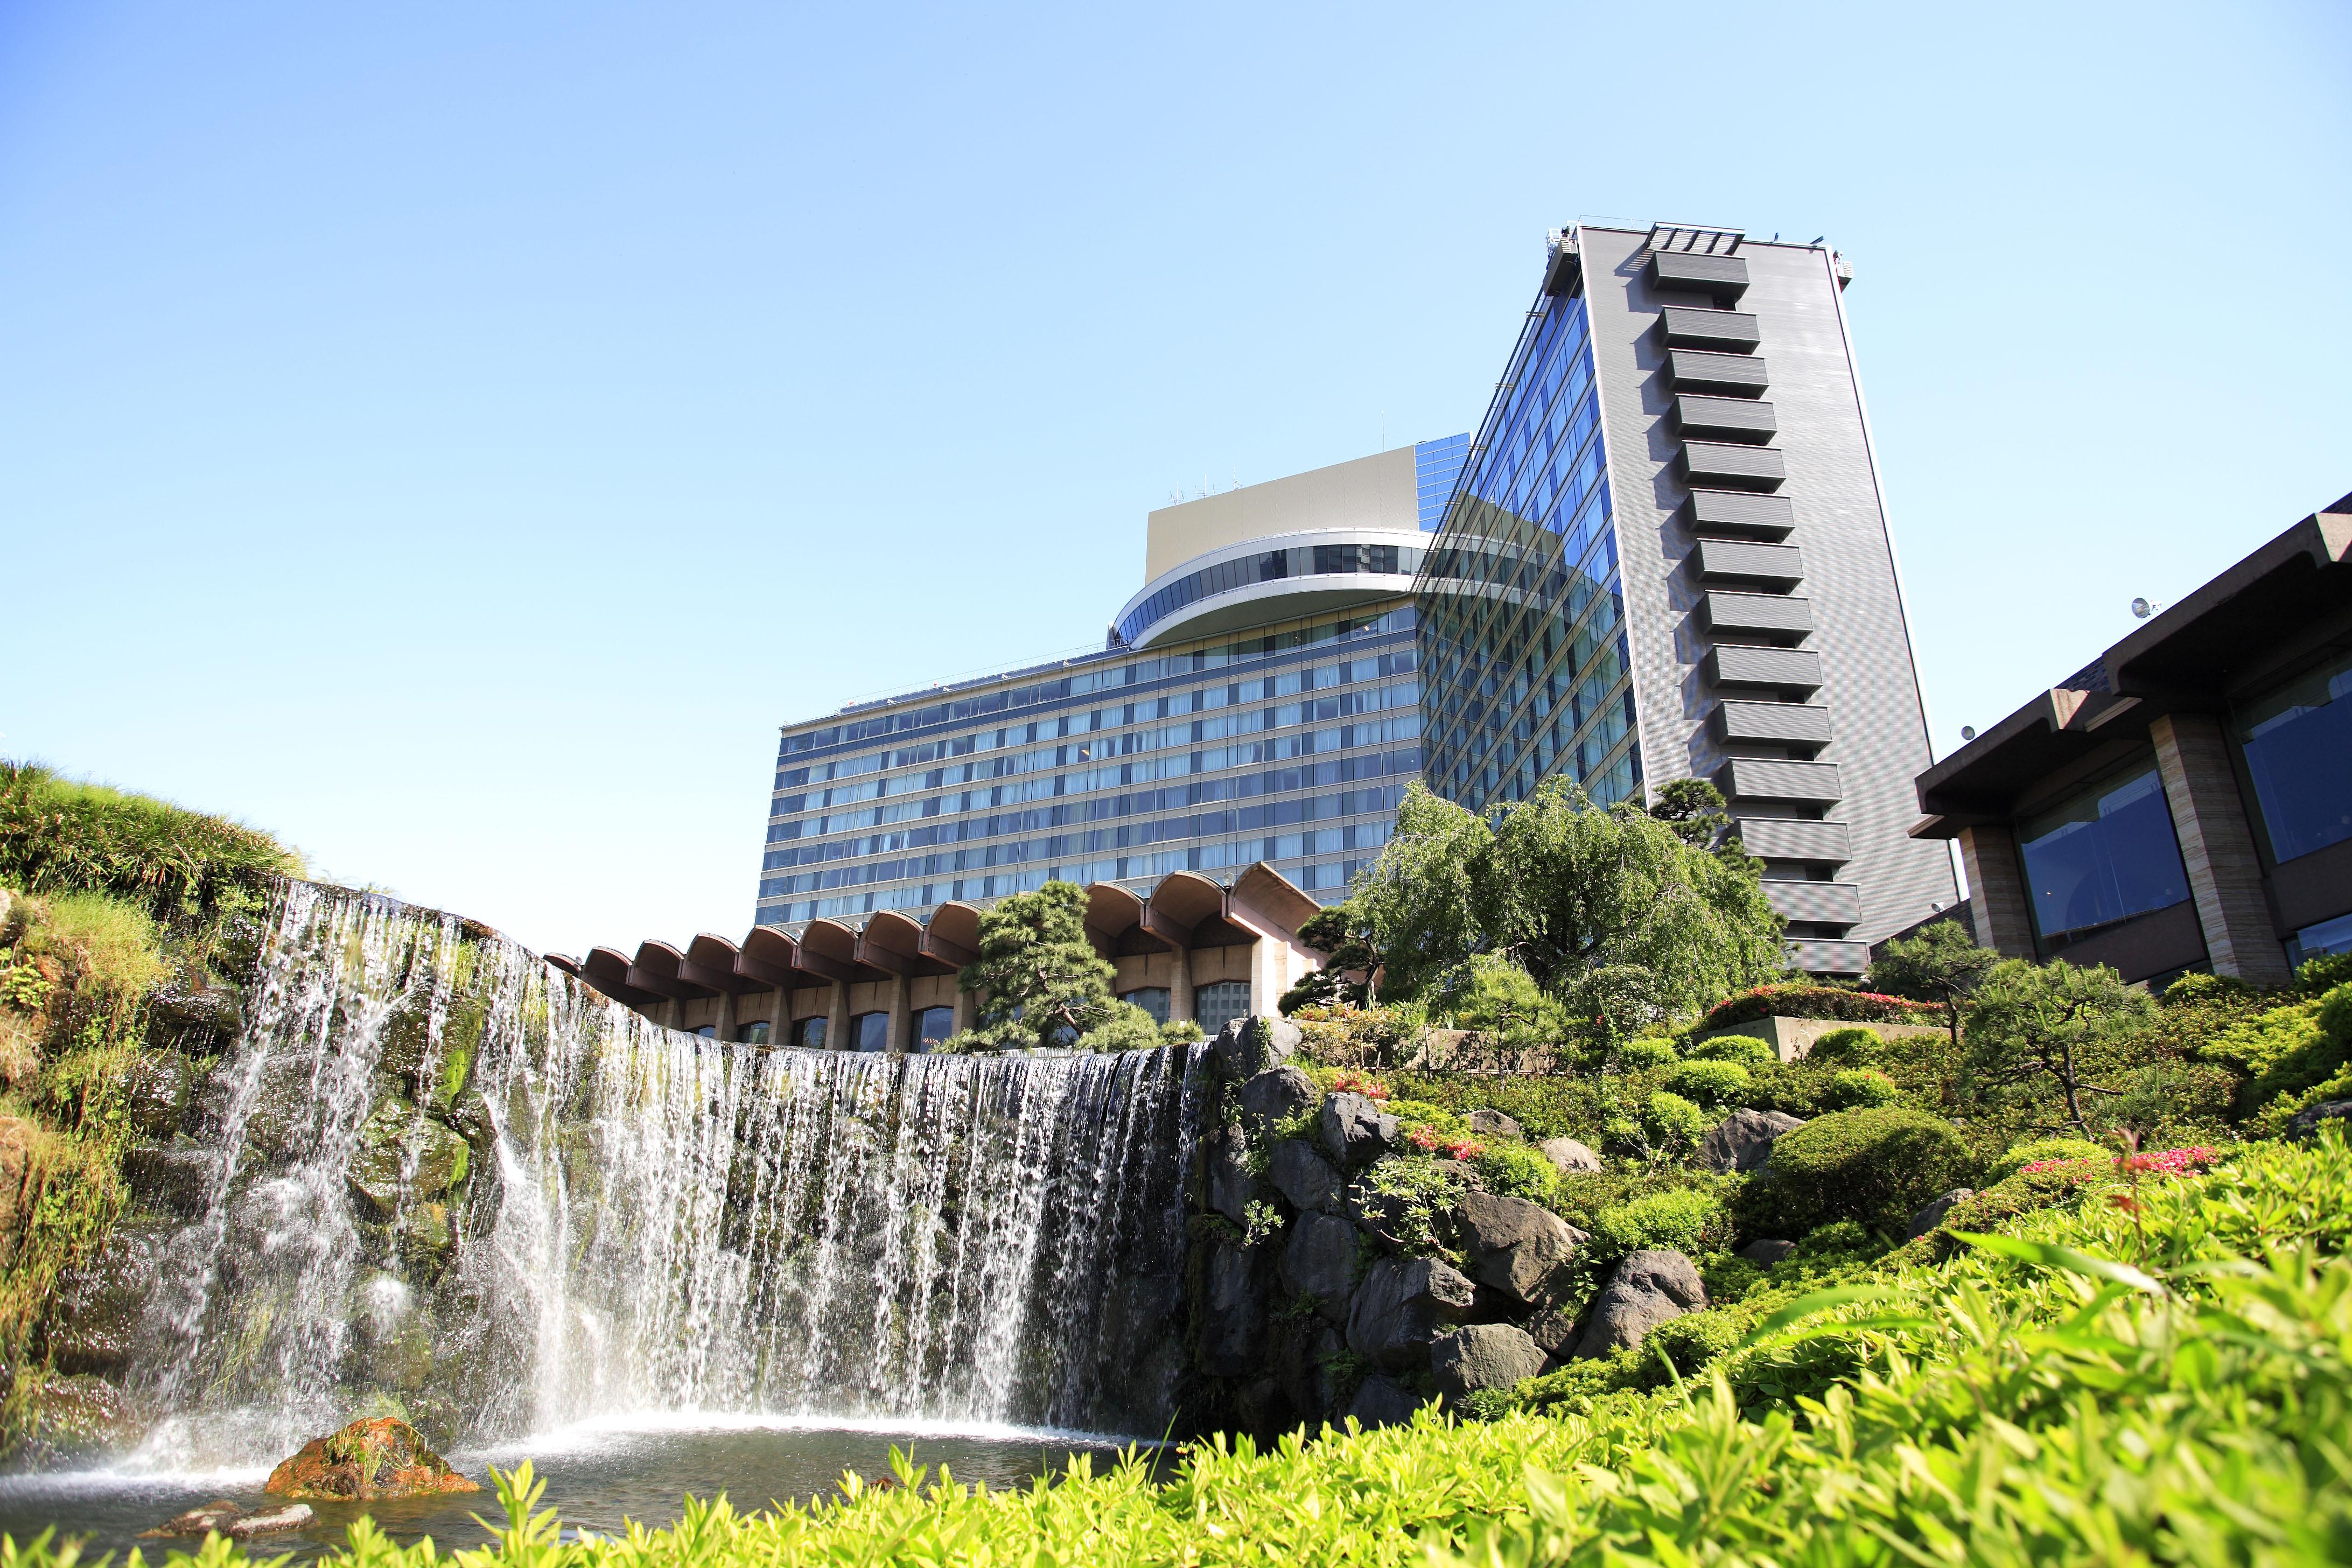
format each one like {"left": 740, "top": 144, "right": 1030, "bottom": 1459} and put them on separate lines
{"left": 0, "top": 1416, "right": 1154, "bottom": 1562}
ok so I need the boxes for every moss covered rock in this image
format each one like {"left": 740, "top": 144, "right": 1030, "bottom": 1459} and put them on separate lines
{"left": 263, "top": 1415, "right": 480, "bottom": 1500}
{"left": 346, "top": 1101, "right": 470, "bottom": 1219}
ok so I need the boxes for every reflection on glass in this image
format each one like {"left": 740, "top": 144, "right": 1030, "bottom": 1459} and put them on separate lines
{"left": 911, "top": 1006, "right": 955, "bottom": 1051}
{"left": 1121, "top": 988, "right": 1171, "bottom": 1024}
{"left": 1195, "top": 981, "right": 1251, "bottom": 1035}
{"left": 735, "top": 1021, "right": 771, "bottom": 1045}
{"left": 2290, "top": 911, "right": 2352, "bottom": 969}
{"left": 692, "top": 1025, "right": 717, "bottom": 1039}
{"left": 2239, "top": 653, "right": 2352, "bottom": 864}
{"left": 792, "top": 1017, "right": 828, "bottom": 1050}
{"left": 2019, "top": 766, "right": 2189, "bottom": 940}
{"left": 851, "top": 1012, "right": 890, "bottom": 1052}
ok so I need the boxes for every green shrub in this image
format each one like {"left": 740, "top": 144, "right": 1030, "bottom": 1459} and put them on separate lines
{"left": 1644, "top": 1307, "right": 1743, "bottom": 1375}
{"left": 1703, "top": 983, "right": 1938, "bottom": 1030}
{"left": 1823, "top": 1067, "right": 1900, "bottom": 1110}
{"left": 2164, "top": 970, "right": 2250, "bottom": 1007}
{"left": 2215, "top": 982, "right": 2352, "bottom": 1116}
{"left": 1587, "top": 1184, "right": 1728, "bottom": 1259}
{"left": 1380, "top": 1070, "right": 1607, "bottom": 1142}
{"left": 1470, "top": 1140, "right": 1558, "bottom": 1203}
{"left": 1687, "top": 1033, "right": 1774, "bottom": 1068}
{"left": 1618, "top": 1036, "right": 1678, "bottom": 1070}
{"left": 2299, "top": 951, "right": 2352, "bottom": 995}
{"left": 1734, "top": 1105, "right": 1975, "bottom": 1238}
{"left": 1807, "top": 1026, "right": 1881, "bottom": 1065}
{"left": 1640, "top": 1090, "right": 1710, "bottom": 1154}
{"left": 1789, "top": 1218, "right": 1874, "bottom": 1258}
{"left": 1984, "top": 1135, "right": 2108, "bottom": 1184}
{"left": 1663, "top": 1058, "right": 1751, "bottom": 1105}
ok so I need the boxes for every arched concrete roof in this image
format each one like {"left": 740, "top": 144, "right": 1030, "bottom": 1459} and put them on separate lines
{"left": 857, "top": 909, "right": 935, "bottom": 976}
{"left": 1148, "top": 870, "right": 1228, "bottom": 936}
{"left": 683, "top": 934, "right": 764, "bottom": 995}
{"left": 799, "top": 918, "right": 886, "bottom": 983}
{"left": 628, "top": 940, "right": 716, "bottom": 1000}
{"left": 1083, "top": 883, "right": 1146, "bottom": 953}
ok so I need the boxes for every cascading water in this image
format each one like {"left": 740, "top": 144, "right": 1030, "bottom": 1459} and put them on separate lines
{"left": 122, "top": 884, "right": 1205, "bottom": 1471}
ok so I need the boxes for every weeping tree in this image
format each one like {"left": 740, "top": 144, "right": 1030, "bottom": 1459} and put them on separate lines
{"left": 1350, "top": 778, "right": 1789, "bottom": 1035}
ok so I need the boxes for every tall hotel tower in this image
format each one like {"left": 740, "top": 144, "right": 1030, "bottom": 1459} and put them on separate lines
{"left": 1417, "top": 221, "right": 1957, "bottom": 971}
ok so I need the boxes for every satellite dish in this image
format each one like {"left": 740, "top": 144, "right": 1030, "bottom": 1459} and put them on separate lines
{"left": 1961, "top": 725, "right": 1978, "bottom": 741}
{"left": 2131, "top": 597, "right": 2154, "bottom": 619}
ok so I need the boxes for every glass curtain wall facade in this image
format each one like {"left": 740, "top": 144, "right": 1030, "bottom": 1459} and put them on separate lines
{"left": 756, "top": 603, "right": 1420, "bottom": 926}
{"left": 1417, "top": 285, "right": 1640, "bottom": 810}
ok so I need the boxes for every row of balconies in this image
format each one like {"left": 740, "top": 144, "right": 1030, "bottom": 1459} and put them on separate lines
{"left": 1647, "top": 248, "right": 1859, "bottom": 958}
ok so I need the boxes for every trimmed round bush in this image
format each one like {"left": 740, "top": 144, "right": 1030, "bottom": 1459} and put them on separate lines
{"left": 2164, "top": 971, "right": 2251, "bottom": 1008}
{"left": 1985, "top": 1135, "right": 2109, "bottom": 1185}
{"left": 1619, "top": 1036, "right": 1679, "bottom": 1070}
{"left": 1472, "top": 1139, "right": 1560, "bottom": 1204}
{"left": 1664, "top": 1058, "right": 1753, "bottom": 1106}
{"left": 1808, "top": 1026, "right": 1883, "bottom": 1065}
{"left": 1689, "top": 1033, "right": 1775, "bottom": 1068}
{"left": 1587, "top": 1184, "right": 1727, "bottom": 1258}
{"left": 1734, "top": 1106, "right": 1974, "bottom": 1238}
{"left": 1824, "top": 1068, "right": 1901, "bottom": 1110}
{"left": 1641, "top": 1090, "right": 1711, "bottom": 1153}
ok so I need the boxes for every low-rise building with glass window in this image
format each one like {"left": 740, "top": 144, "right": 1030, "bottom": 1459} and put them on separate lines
{"left": 1908, "top": 494, "right": 2352, "bottom": 985}
{"left": 1415, "top": 221, "right": 1959, "bottom": 971}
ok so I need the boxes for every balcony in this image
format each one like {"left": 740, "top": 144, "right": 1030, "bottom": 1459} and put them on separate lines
{"left": 1763, "top": 880, "right": 1863, "bottom": 928}
{"left": 1659, "top": 306, "right": 1762, "bottom": 353}
{"left": 1690, "top": 538, "right": 1804, "bottom": 587}
{"left": 1711, "top": 699, "right": 1832, "bottom": 754}
{"left": 1715, "top": 757, "right": 1843, "bottom": 805}
{"left": 1663, "top": 349, "right": 1770, "bottom": 396}
{"left": 1704, "top": 645, "right": 1823, "bottom": 697}
{"left": 1649, "top": 249, "right": 1749, "bottom": 304}
{"left": 1678, "top": 442, "right": 1786, "bottom": 494}
{"left": 1696, "top": 590, "right": 1812, "bottom": 643}
{"left": 1789, "top": 938, "right": 1870, "bottom": 977}
{"left": 1671, "top": 395, "right": 1776, "bottom": 444}
{"left": 1733, "top": 816, "right": 1850, "bottom": 865}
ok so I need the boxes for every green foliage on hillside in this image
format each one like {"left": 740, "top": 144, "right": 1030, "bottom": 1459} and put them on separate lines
{"left": 0, "top": 760, "right": 300, "bottom": 926}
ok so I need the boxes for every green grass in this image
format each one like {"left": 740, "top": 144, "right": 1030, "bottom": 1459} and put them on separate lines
{"left": 0, "top": 759, "right": 300, "bottom": 926}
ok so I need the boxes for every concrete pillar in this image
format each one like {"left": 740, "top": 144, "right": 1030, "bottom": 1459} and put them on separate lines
{"left": 951, "top": 984, "right": 975, "bottom": 1034}
{"left": 886, "top": 974, "right": 910, "bottom": 1053}
{"left": 767, "top": 986, "right": 788, "bottom": 1046}
{"left": 1168, "top": 947, "right": 1195, "bottom": 1024}
{"left": 1956, "top": 824, "right": 2036, "bottom": 958}
{"left": 825, "top": 981, "right": 850, "bottom": 1052}
{"left": 2151, "top": 712, "right": 2291, "bottom": 986}
{"left": 662, "top": 998, "right": 684, "bottom": 1030}
{"left": 713, "top": 990, "right": 736, "bottom": 1042}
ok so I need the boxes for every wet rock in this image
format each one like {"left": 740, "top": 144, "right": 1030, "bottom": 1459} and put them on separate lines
{"left": 147, "top": 979, "right": 244, "bottom": 1051}
{"left": 1906, "top": 1188, "right": 1976, "bottom": 1241}
{"left": 1345, "top": 1374, "right": 1425, "bottom": 1430}
{"left": 1698, "top": 1109, "right": 1805, "bottom": 1175}
{"left": 45, "top": 1222, "right": 163, "bottom": 1376}
{"left": 346, "top": 1101, "right": 471, "bottom": 1219}
{"left": 265, "top": 1416, "right": 481, "bottom": 1500}
{"left": 124, "top": 1143, "right": 215, "bottom": 1216}
{"left": 1451, "top": 1191, "right": 1586, "bottom": 1306}
{"left": 1574, "top": 1250, "right": 1708, "bottom": 1360}
{"left": 445, "top": 1089, "right": 498, "bottom": 1150}
{"left": 222, "top": 1059, "right": 330, "bottom": 1157}
{"left": 226, "top": 1505, "right": 316, "bottom": 1539}
{"left": 1346, "top": 1255, "right": 1475, "bottom": 1370}
{"left": 1212, "top": 1016, "right": 1301, "bottom": 1079}
{"left": 16, "top": 1373, "right": 139, "bottom": 1463}
{"left": 1467, "top": 1109, "right": 1522, "bottom": 1140}
{"left": 396, "top": 1201, "right": 457, "bottom": 1274}
{"left": 1738, "top": 1238, "right": 1797, "bottom": 1266}
{"left": 1238, "top": 1066, "right": 1318, "bottom": 1137}
{"left": 142, "top": 1500, "right": 245, "bottom": 1538}
{"left": 1268, "top": 1139, "right": 1339, "bottom": 1213}
{"left": 119, "top": 1053, "right": 194, "bottom": 1139}
{"left": 1207, "top": 1129, "right": 1254, "bottom": 1225}
{"left": 1524, "top": 1306, "right": 1579, "bottom": 1359}
{"left": 1198, "top": 1242, "right": 1267, "bottom": 1377}
{"left": 1538, "top": 1136, "right": 1604, "bottom": 1177}
{"left": 1431, "top": 1323, "right": 1547, "bottom": 1402}
{"left": 1319, "top": 1093, "right": 1401, "bottom": 1168}
{"left": 1278, "top": 1211, "right": 1360, "bottom": 1318}
{"left": 2290, "top": 1100, "right": 2352, "bottom": 1141}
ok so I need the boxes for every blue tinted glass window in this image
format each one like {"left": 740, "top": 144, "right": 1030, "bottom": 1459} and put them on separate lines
{"left": 791, "top": 1017, "right": 828, "bottom": 1049}
{"left": 2238, "top": 651, "right": 2352, "bottom": 863}
{"left": 1195, "top": 981, "right": 1250, "bottom": 1033}
{"left": 851, "top": 1012, "right": 890, "bottom": 1052}
{"left": 1121, "top": 987, "right": 1171, "bottom": 1024}
{"left": 910, "top": 1006, "right": 955, "bottom": 1051}
{"left": 2019, "top": 766, "right": 2190, "bottom": 940}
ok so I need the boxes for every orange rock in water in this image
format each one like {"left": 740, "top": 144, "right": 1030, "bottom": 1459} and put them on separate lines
{"left": 264, "top": 1416, "right": 482, "bottom": 1501}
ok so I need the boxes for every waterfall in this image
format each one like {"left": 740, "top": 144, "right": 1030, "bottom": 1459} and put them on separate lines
{"left": 123, "top": 884, "right": 1205, "bottom": 1471}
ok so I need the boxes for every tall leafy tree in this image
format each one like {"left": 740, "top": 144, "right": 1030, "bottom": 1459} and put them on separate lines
{"left": 1869, "top": 918, "right": 1999, "bottom": 1051}
{"left": 955, "top": 881, "right": 1119, "bottom": 1051}
{"left": 1350, "top": 778, "right": 1789, "bottom": 1027}
{"left": 1961, "top": 957, "right": 2158, "bottom": 1136}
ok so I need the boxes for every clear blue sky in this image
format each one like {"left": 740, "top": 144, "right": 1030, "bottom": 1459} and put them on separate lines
{"left": 3, "top": 2, "right": 2346, "bottom": 957}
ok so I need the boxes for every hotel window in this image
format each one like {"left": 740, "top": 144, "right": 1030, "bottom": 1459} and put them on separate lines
{"left": 2018, "top": 764, "right": 2190, "bottom": 942}
{"left": 1121, "top": 987, "right": 1171, "bottom": 1024}
{"left": 1195, "top": 980, "right": 1251, "bottom": 1035}
{"left": 734, "top": 1021, "right": 771, "bottom": 1045}
{"left": 850, "top": 1012, "right": 890, "bottom": 1052}
{"left": 791, "top": 1017, "right": 829, "bottom": 1050}
{"left": 909, "top": 1005, "right": 955, "bottom": 1052}
{"left": 2237, "top": 648, "right": 2352, "bottom": 863}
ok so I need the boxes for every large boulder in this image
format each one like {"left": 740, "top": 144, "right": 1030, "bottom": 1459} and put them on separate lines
{"left": 1738, "top": 1238, "right": 1796, "bottom": 1266}
{"left": 1212, "top": 1016, "right": 1302, "bottom": 1079}
{"left": 265, "top": 1416, "right": 480, "bottom": 1500}
{"left": 346, "top": 1102, "right": 471, "bottom": 1220}
{"left": 124, "top": 1143, "right": 215, "bottom": 1216}
{"left": 1346, "top": 1255, "right": 1475, "bottom": 1370}
{"left": 120, "top": 1054, "right": 193, "bottom": 1139}
{"left": 1698, "top": 1108, "right": 1805, "bottom": 1175}
{"left": 2290, "top": 1100, "right": 2352, "bottom": 1142}
{"left": 1198, "top": 1242, "right": 1267, "bottom": 1377}
{"left": 1574, "top": 1249, "right": 1709, "bottom": 1360}
{"left": 1538, "top": 1136, "right": 1603, "bottom": 1176}
{"left": 15, "top": 1374, "right": 141, "bottom": 1464}
{"left": 1451, "top": 1191, "right": 1586, "bottom": 1306}
{"left": 1431, "top": 1323, "right": 1548, "bottom": 1403}
{"left": 1319, "top": 1093, "right": 1402, "bottom": 1168}
{"left": 1207, "top": 1128, "right": 1254, "bottom": 1224}
{"left": 1906, "top": 1188, "right": 1976, "bottom": 1240}
{"left": 1268, "top": 1139, "right": 1340, "bottom": 1213}
{"left": 44, "top": 1222, "right": 164, "bottom": 1376}
{"left": 1238, "top": 1066, "right": 1318, "bottom": 1136}
{"left": 1345, "top": 1374, "right": 1425, "bottom": 1430}
{"left": 1467, "top": 1109, "right": 1523, "bottom": 1140}
{"left": 1278, "top": 1211, "right": 1359, "bottom": 1318}
{"left": 1524, "top": 1306, "right": 1579, "bottom": 1360}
